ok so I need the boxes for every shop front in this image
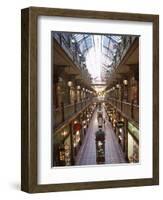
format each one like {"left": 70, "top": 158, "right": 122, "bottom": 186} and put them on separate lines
{"left": 127, "top": 122, "right": 139, "bottom": 163}
{"left": 116, "top": 119, "right": 125, "bottom": 152}
{"left": 63, "top": 136, "right": 71, "bottom": 165}
{"left": 53, "top": 126, "right": 72, "bottom": 166}
{"left": 82, "top": 118, "right": 87, "bottom": 136}
{"left": 110, "top": 109, "right": 117, "bottom": 131}
{"left": 73, "top": 120, "right": 82, "bottom": 156}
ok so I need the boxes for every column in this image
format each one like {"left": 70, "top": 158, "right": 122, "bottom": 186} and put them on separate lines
{"left": 69, "top": 122, "right": 74, "bottom": 165}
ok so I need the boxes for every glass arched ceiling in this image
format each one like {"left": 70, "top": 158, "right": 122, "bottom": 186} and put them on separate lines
{"left": 72, "top": 34, "right": 94, "bottom": 56}
{"left": 72, "top": 34, "right": 122, "bottom": 83}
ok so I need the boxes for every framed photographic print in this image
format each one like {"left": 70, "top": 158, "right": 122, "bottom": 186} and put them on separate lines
{"left": 21, "top": 7, "right": 159, "bottom": 193}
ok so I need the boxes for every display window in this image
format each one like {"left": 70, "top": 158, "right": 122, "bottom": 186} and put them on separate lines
{"left": 64, "top": 136, "right": 71, "bottom": 166}
{"left": 127, "top": 121, "right": 139, "bottom": 163}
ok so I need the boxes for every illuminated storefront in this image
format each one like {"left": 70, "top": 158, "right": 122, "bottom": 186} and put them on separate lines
{"left": 53, "top": 126, "right": 72, "bottom": 166}
{"left": 127, "top": 122, "right": 139, "bottom": 163}
{"left": 116, "top": 122, "right": 125, "bottom": 151}
{"left": 73, "top": 120, "right": 82, "bottom": 156}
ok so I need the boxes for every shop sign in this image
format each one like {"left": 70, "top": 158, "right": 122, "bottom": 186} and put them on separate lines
{"left": 116, "top": 121, "right": 124, "bottom": 128}
{"left": 73, "top": 123, "right": 82, "bottom": 131}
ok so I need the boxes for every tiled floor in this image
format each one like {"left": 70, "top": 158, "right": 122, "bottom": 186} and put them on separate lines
{"left": 75, "top": 106, "right": 126, "bottom": 165}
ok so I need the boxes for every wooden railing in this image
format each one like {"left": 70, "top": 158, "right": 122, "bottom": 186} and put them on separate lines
{"left": 107, "top": 98, "right": 139, "bottom": 123}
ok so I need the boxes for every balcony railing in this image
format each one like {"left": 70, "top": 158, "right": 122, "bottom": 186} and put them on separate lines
{"left": 110, "top": 35, "right": 137, "bottom": 70}
{"left": 107, "top": 98, "right": 139, "bottom": 124}
{"left": 53, "top": 33, "right": 91, "bottom": 84}
{"left": 54, "top": 99, "right": 92, "bottom": 128}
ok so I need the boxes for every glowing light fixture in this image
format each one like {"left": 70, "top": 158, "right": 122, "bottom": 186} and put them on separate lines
{"left": 67, "top": 81, "right": 73, "bottom": 87}
{"left": 123, "top": 79, "right": 128, "bottom": 85}
{"left": 116, "top": 84, "right": 120, "bottom": 88}
{"left": 61, "top": 131, "right": 68, "bottom": 137}
{"left": 119, "top": 128, "right": 123, "bottom": 133}
{"left": 77, "top": 85, "right": 81, "bottom": 90}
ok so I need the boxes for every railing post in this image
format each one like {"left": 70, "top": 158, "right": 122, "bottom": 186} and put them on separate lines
{"left": 69, "top": 123, "right": 74, "bottom": 165}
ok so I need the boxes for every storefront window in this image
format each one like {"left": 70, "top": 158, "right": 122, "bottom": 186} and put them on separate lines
{"left": 128, "top": 122, "right": 139, "bottom": 163}
{"left": 128, "top": 133, "right": 139, "bottom": 163}
{"left": 59, "top": 145, "right": 65, "bottom": 163}
{"left": 118, "top": 127, "right": 125, "bottom": 151}
{"left": 54, "top": 126, "right": 71, "bottom": 166}
{"left": 73, "top": 130, "right": 81, "bottom": 147}
{"left": 128, "top": 122, "right": 139, "bottom": 140}
{"left": 64, "top": 137, "right": 71, "bottom": 166}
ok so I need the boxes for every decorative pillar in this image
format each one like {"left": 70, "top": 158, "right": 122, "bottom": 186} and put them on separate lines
{"left": 74, "top": 84, "right": 77, "bottom": 113}
{"left": 120, "top": 82, "right": 123, "bottom": 111}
